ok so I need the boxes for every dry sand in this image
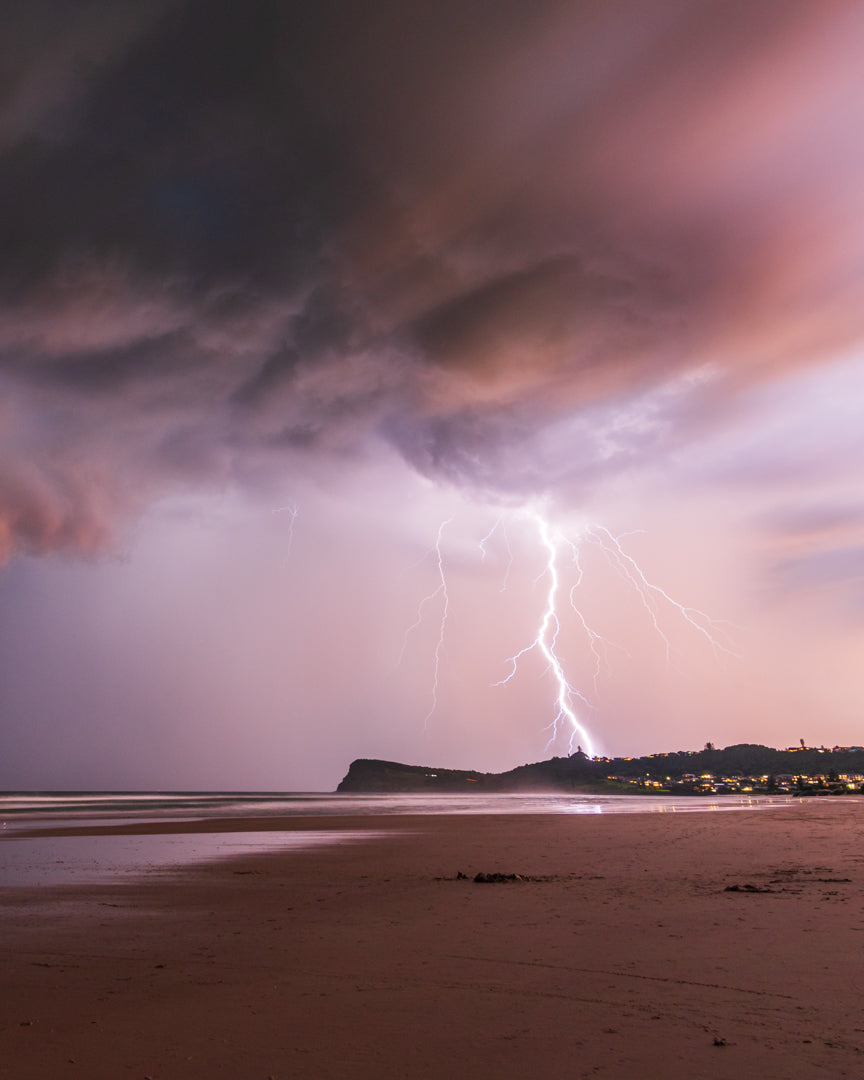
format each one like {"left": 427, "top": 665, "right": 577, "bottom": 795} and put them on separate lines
{"left": 2, "top": 801, "right": 863, "bottom": 1079}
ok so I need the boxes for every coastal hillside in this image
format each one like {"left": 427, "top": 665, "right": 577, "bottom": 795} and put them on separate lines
{"left": 337, "top": 753, "right": 603, "bottom": 793}
{"left": 337, "top": 744, "right": 864, "bottom": 794}
{"left": 337, "top": 758, "right": 496, "bottom": 793}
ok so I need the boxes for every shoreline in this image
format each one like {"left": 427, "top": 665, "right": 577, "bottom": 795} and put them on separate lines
{"left": 0, "top": 789, "right": 809, "bottom": 832}
{"left": 2, "top": 802, "right": 862, "bottom": 1078}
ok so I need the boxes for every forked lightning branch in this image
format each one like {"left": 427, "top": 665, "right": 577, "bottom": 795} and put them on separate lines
{"left": 402, "top": 507, "right": 735, "bottom": 758}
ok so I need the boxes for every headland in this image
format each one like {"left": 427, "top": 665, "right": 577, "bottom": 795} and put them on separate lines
{"left": 337, "top": 742, "right": 864, "bottom": 795}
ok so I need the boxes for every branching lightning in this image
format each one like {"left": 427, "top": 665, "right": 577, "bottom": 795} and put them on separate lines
{"left": 567, "top": 591, "right": 625, "bottom": 695}
{"left": 585, "top": 524, "right": 734, "bottom": 663}
{"left": 402, "top": 504, "right": 735, "bottom": 756}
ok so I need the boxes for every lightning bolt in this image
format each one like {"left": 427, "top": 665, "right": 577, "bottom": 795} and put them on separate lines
{"left": 494, "top": 510, "right": 597, "bottom": 757}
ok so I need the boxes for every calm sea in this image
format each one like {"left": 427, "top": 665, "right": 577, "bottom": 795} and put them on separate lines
{"left": 0, "top": 790, "right": 795, "bottom": 888}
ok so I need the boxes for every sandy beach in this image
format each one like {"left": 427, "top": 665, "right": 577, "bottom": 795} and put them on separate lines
{"left": 2, "top": 801, "right": 863, "bottom": 1079}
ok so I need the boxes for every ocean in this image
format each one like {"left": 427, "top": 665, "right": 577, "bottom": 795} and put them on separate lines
{"left": 0, "top": 790, "right": 796, "bottom": 888}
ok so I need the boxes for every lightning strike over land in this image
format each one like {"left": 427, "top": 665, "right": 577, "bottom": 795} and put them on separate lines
{"left": 405, "top": 504, "right": 734, "bottom": 757}
{"left": 494, "top": 511, "right": 597, "bottom": 757}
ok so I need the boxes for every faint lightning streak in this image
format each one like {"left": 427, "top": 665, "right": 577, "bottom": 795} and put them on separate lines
{"left": 398, "top": 519, "right": 453, "bottom": 729}
{"left": 478, "top": 515, "right": 515, "bottom": 592}
{"left": 478, "top": 517, "right": 502, "bottom": 560}
{"left": 565, "top": 535, "right": 629, "bottom": 691}
{"left": 424, "top": 518, "right": 452, "bottom": 728}
{"left": 273, "top": 502, "right": 299, "bottom": 554}
{"left": 568, "top": 592, "right": 614, "bottom": 694}
{"left": 498, "top": 524, "right": 514, "bottom": 592}
{"left": 494, "top": 511, "right": 596, "bottom": 757}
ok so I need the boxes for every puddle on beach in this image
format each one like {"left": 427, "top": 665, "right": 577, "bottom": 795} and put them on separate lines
{"left": 0, "top": 829, "right": 389, "bottom": 888}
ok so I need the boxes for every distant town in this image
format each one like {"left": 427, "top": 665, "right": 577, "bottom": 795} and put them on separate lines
{"left": 600, "top": 743, "right": 864, "bottom": 795}
{"left": 338, "top": 743, "right": 864, "bottom": 795}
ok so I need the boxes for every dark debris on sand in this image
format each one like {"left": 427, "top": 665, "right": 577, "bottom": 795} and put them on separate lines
{"left": 454, "top": 871, "right": 552, "bottom": 883}
{"left": 723, "top": 883, "right": 776, "bottom": 893}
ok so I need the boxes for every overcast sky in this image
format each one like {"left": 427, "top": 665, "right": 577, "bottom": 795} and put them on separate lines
{"left": 2, "top": 0, "right": 864, "bottom": 790}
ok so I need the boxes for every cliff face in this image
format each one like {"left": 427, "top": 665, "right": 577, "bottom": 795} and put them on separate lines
{"left": 336, "top": 759, "right": 489, "bottom": 792}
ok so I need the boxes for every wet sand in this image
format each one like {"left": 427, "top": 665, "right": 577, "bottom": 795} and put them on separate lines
{"left": 2, "top": 801, "right": 863, "bottom": 1079}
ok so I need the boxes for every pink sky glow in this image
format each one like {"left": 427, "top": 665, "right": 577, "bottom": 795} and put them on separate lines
{"left": 2, "top": 1, "right": 864, "bottom": 789}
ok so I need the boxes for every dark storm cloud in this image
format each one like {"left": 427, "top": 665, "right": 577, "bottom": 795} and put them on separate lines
{"left": 0, "top": 1, "right": 349, "bottom": 292}
{"left": 3, "top": 0, "right": 864, "bottom": 557}
{"left": 412, "top": 257, "right": 637, "bottom": 372}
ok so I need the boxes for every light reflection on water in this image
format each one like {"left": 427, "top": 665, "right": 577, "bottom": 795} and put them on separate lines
{"left": 0, "top": 790, "right": 796, "bottom": 821}
{"left": 0, "top": 790, "right": 799, "bottom": 888}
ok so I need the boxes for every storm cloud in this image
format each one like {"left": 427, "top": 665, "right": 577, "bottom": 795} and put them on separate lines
{"left": 4, "top": 0, "right": 864, "bottom": 558}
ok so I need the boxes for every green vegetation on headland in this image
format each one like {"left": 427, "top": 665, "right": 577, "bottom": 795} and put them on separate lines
{"left": 336, "top": 743, "right": 864, "bottom": 795}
